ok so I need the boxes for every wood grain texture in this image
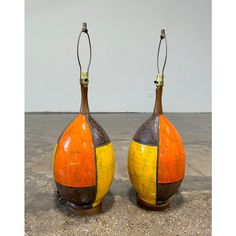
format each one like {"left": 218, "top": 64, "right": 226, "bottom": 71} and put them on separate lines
{"left": 153, "top": 87, "right": 163, "bottom": 115}
{"left": 80, "top": 86, "right": 90, "bottom": 114}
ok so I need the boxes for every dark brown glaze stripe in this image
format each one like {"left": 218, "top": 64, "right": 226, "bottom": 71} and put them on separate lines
{"left": 133, "top": 114, "right": 159, "bottom": 146}
{"left": 86, "top": 114, "right": 111, "bottom": 147}
{"left": 56, "top": 182, "right": 96, "bottom": 207}
{"left": 84, "top": 114, "right": 98, "bottom": 205}
{"left": 156, "top": 179, "right": 183, "bottom": 202}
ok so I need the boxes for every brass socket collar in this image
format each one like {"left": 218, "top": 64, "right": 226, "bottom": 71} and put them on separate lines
{"left": 80, "top": 71, "right": 89, "bottom": 87}
{"left": 154, "top": 74, "right": 164, "bottom": 87}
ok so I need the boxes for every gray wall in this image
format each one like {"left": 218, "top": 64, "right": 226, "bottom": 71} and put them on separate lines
{"left": 25, "top": 0, "right": 211, "bottom": 112}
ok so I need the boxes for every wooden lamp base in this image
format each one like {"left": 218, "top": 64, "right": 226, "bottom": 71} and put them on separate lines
{"left": 67, "top": 201, "right": 102, "bottom": 216}
{"left": 136, "top": 195, "right": 170, "bottom": 211}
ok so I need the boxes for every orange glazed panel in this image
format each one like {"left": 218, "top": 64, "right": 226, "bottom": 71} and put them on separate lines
{"left": 158, "top": 115, "right": 185, "bottom": 183}
{"left": 54, "top": 114, "right": 96, "bottom": 187}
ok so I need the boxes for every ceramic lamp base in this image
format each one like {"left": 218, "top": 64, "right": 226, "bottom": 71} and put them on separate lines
{"left": 67, "top": 202, "right": 102, "bottom": 216}
{"left": 136, "top": 195, "right": 170, "bottom": 211}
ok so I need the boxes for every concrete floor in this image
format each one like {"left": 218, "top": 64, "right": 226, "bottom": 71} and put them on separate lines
{"left": 25, "top": 113, "right": 211, "bottom": 236}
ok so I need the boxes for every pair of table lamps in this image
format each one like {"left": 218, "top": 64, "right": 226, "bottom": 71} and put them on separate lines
{"left": 52, "top": 23, "right": 185, "bottom": 215}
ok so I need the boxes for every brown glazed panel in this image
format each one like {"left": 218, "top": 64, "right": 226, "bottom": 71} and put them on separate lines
{"left": 86, "top": 114, "right": 111, "bottom": 147}
{"left": 157, "top": 179, "right": 183, "bottom": 202}
{"left": 133, "top": 114, "right": 159, "bottom": 146}
{"left": 56, "top": 182, "right": 96, "bottom": 207}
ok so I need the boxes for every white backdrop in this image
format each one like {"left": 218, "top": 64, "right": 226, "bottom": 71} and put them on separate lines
{"left": 25, "top": 0, "right": 211, "bottom": 112}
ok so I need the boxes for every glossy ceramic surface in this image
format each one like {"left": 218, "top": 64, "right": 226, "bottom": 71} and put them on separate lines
{"left": 128, "top": 114, "right": 185, "bottom": 207}
{"left": 53, "top": 114, "right": 115, "bottom": 209}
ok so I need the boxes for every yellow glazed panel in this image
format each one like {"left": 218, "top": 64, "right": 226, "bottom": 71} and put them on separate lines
{"left": 128, "top": 141, "right": 158, "bottom": 205}
{"left": 93, "top": 143, "right": 115, "bottom": 207}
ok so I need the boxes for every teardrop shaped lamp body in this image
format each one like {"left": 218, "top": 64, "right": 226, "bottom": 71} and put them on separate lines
{"left": 52, "top": 24, "right": 114, "bottom": 215}
{"left": 128, "top": 111, "right": 185, "bottom": 210}
{"left": 53, "top": 112, "right": 114, "bottom": 214}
